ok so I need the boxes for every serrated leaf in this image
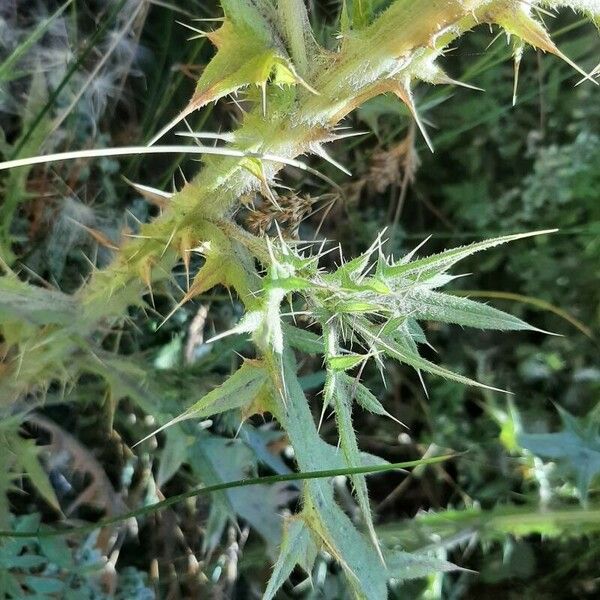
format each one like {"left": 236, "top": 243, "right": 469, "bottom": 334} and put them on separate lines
{"left": 406, "top": 318, "right": 427, "bottom": 343}
{"left": 190, "top": 12, "right": 278, "bottom": 106}
{"left": 330, "top": 373, "right": 382, "bottom": 559}
{"left": 14, "top": 437, "right": 61, "bottom": 513}
{"left": 151, "top": 0, "right": 315, "bottom": 142}
{"left": 283, "top": 323, "right": 322, "bottom": 354}
{"left": 185, "top": 360, "right": 268, "bottom": 420}
{"left": 328, "top": 353, "right": 366, "bottom": 371}
{"left": 0, "top": 277, "right": 77, "bottom": 328}
{"left": 385, "top": 230, "right": 555, "bottom": 283}
{"left": 302, "top": 490, "right": 389, "bottom": 600}
{"left": 385, "top": 549, "right": 459, "bottom": 581}
{"left": 356, "top": 319, "right": 505, "bottom": 393}
{"left": 407, "top": 290, "right": 536, "bottom": 331}
{"left": 518, "top": 406, "right": 600, "bottom": 504}
{"left": 264, "top": 518, "right": 316, "bottom": 600}
{"left": 272, "top": 348, "right": 451, "bottom": 596}
{"left": 339, "top": 373, "right": 403, "bottom": 425}
{"left": 492, "top": 3, "right": 594, "bottom": 83}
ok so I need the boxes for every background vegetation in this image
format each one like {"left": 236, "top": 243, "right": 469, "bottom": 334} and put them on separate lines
{"left": 1, "top": 1, "right": 599, "bottom": 598}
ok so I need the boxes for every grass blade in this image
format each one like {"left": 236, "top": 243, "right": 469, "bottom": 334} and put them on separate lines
{"left": 0, "top": 455, "right": 455, "bottom": 539}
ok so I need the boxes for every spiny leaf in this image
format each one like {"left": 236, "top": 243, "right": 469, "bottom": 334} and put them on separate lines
{"left": 405, "top": 289, "right": 539, "bottom": 331}
{"left": 302, "top": 488, "right": 389, "bottom": 600}
{"left": 200, "top": 369, "right": 264, "bottom": 419}
{"left": 338, "top": 373, "right": 405, "bottom": 426}
{"left": 385, "top": 230, "right": 557, "bottom": 282}
{"left": 0, "top": 277, "right": 77, "bottom": 328}
{"left": 282, "top": 323, "right": 322, "bottom": 354}
{"left": 518, "top": 406, "right": 600, "bottom": 505}
{"left": 135, "top": 360, "right": 268, "bottom": 446}
{"left": 332, "top": 233, "right": 386, "bottom": 282}
{"left": 492, "top": 2, "right": 597, "bottom": 84}
{"left": 149, "top": 0, "right": 316, "bottom": 144}
{"left": 380, "top": 503, "right": 600, "bottom": 547}
{"left": 264, "top": 518, "right": 317, "bottom": 600}
{"left": 355, "top": 318, "right": 507, "bottom": 393}
{"left": 275, "top": 0, "right": 320, "bottom": 76}
{"left": 330, "top": 371, "right": 384, "bottom": 561}
{"left": 328, "top": 353, "right": 367, "bottom": 371}
{"left": 385, "top": 549, "right": 459, "bottom": 581}
{"left": 453, "top": 289, "right": 594, "bottom": 338}
{"left": 9, "top": 436, "right": 61, "bottom": 513}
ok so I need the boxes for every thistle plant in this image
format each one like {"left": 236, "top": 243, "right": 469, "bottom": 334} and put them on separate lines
{"left": 1, "top": 1, "right": 599, "bottom": 597}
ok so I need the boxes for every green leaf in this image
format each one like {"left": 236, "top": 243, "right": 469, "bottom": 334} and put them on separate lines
{"left": 0, "top": 554, "right": 47, "bottom": 569}
{"left": 303, "top": 488, "right": 389, "bottom": 600}
{"left": 334, "top": 299, "right": 382, "bottom": 313}
{"left": 0, "top": 273, "right": 77, "bottom": 328}
{"left": 183, "top": 359, "right": 268, "bottom": 420}
{"left": 265, "top": 276, "right": 311, "bottom": 292}
{"left": 283, "top": 323, "right": 323, "bottom": 354}
{"left": 386, "top": 550, "right": 459, "bottom": 581}
{"left": 24, "top": 575, "right": 65, "bottom": 594}
{"left": 275, "top": 0, "right": 318, "bottom": 76}
{"left": 356, "top": 318, "right": 505, "bottom": 393}
{"left": 189, "top": 0, "right": 313, "bottom": 113}
{"left": 273, "top": 349, "right": 391, "bottom": 598}
{"left": 407, "top": 290, "right": 537, "bottom": 331}
{"left": 328, "top": 353, "right": 366, "bottom": 371}
{"left": 13, "top": 437, "right": 61, "bottom": 513}
{"left": 39, "top": 536, "right": 72, "bottom": 569}
{"left": 339, "top": 373, "right": 403, "bottom": 425}
{"left": 518, "top": 406, "right": 600, "bottom": 504}
{"left": 385, "top": 230, "right": 556, "bottom": 283}
{"left": 190, "top": 431, "right": 292, "bottom": 550}
{"left": 356, "top": 277, "right": 392, "bottom": 294}
{"left": 264, "top": 519, "right": 317, "bottom": 600}
{"left": 330, "top": 372, "right": 383, "bottom": 559}
{"left": 379, "top": 503, "right": 600, "bottom": 548}
{"left": 157, "top": 427, "right": 190, "bottom": 488}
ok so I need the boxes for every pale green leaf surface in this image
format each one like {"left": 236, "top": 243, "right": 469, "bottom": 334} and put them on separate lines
{"left": 331, "top": 373, "right": 381, "bottom": 556}
{"left": 518, "top": 407, "right": 600, "bottom": 503}
{"left": 0, "top": 276, "right": 77, "bottom": 327}
{"left": 264, "top": 519, "right": 317, "bottom": 600}
{"left": 190, "top": 432, "right": 293, "bottom": 551}
{"left": 157, "top": 427, "right": 190, "bottom": 488}
{"left": 283, "top": 323, "right": 322, "bottom": 354}
{"left": 184, "top": 360, "right": 267, "bottom": 419}
{"left": 12, "top": 438, "right": 60, "bottom": 513}
{"left": 407, "top": 290, "right": 536, "bottom": 331}
{"left": 385, "top": 230, "right": 556, "bottom": 283}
